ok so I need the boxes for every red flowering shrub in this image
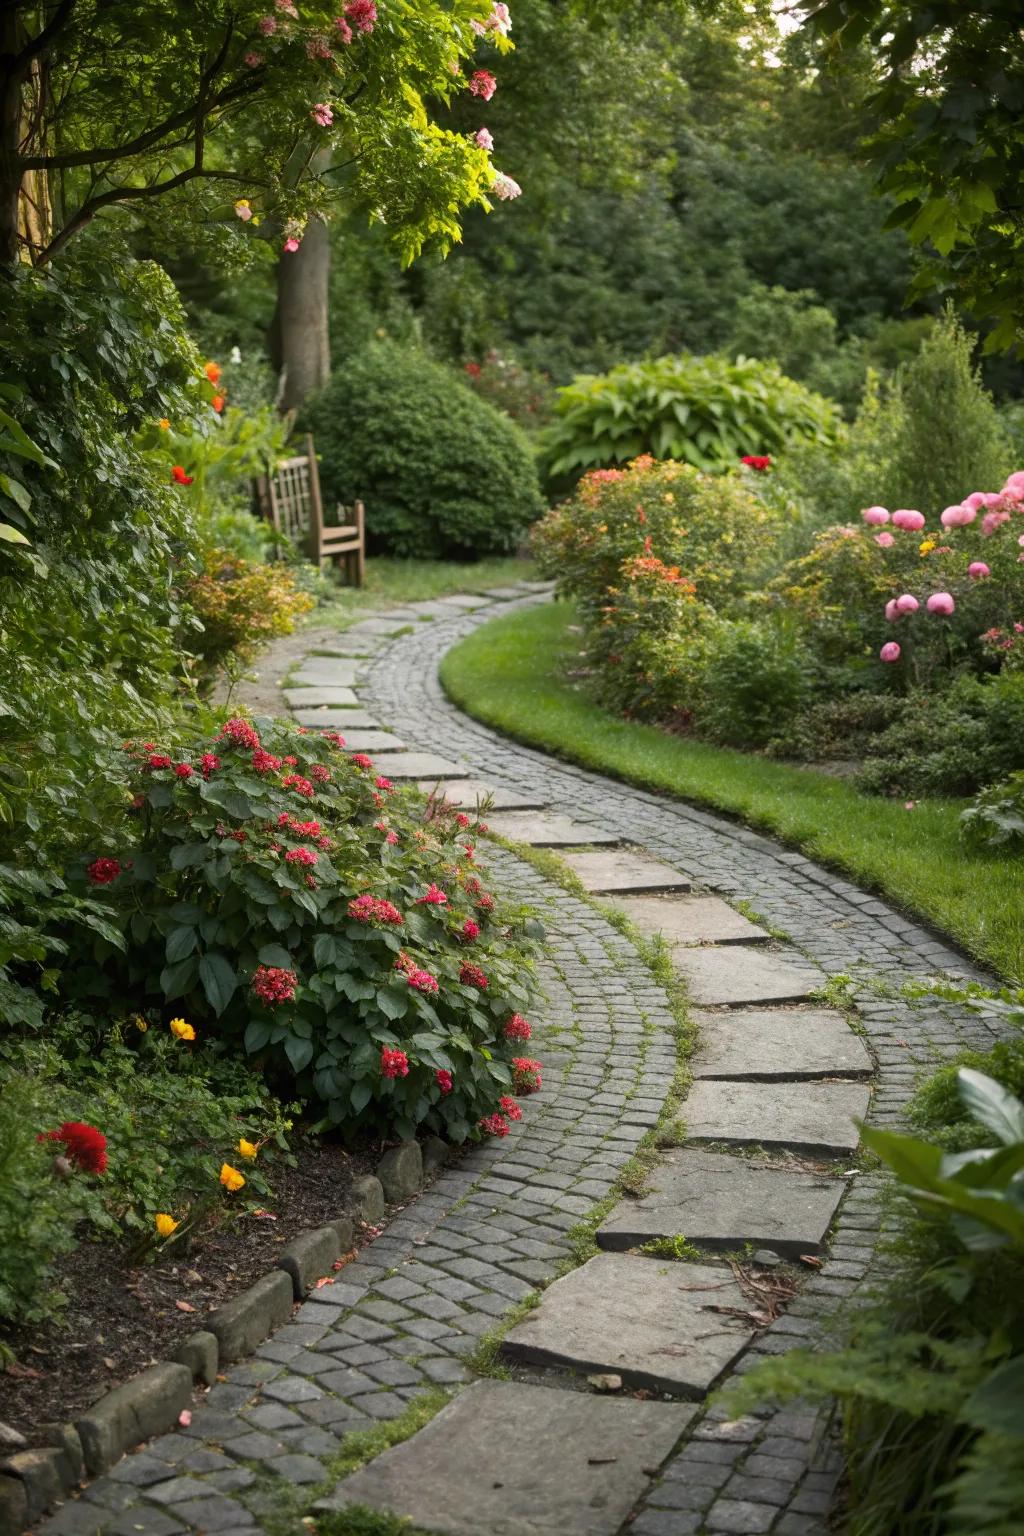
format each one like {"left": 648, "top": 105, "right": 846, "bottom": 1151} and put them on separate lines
{"left": 38, "top": 1121, "right": 108, "bottom": 1174}
{"left": 64, "top": 717, "right": 542, "bottom": 1143}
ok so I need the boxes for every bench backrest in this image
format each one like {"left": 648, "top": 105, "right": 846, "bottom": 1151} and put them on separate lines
{"left": 263, "top": 433, "right": 322, "bottom": 546}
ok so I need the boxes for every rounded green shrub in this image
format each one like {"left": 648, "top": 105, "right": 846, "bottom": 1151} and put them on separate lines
{"left": 699, "top": 618, "right": 812, "bottom": 746}
{"left": 302, "top": 342, "right": 545, "bottom": 560}
{"left": 539, "top": 351, "right": 841, "bottom": 486}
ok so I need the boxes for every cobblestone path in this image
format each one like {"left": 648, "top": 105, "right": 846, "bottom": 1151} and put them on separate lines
{"left": 41, "top": 584, "right": 1005, "bottom": 1536}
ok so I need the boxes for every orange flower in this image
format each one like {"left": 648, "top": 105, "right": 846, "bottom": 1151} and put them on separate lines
{"left": 219, "top": 1163, "right": 245, "bottom": 1192}
{"left": 158, "top": 418, "right": 170, "bottom": 430}
{"left": 211, "top": 394, "right": 225, "bottom": 413}
{"left": 204, "top": 361, "right": 221, "bottom": 384}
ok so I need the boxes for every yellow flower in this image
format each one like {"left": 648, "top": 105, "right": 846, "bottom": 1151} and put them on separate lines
{"left": 919, "top": 539, "right": 936, "bottom": 555}
{"left": 238, "top": 1138, "right": 258, "bottom": 1161}
{"left": 158, "top": 418, "right": 170, "bottom": 430}
{"left": 155, "top": 1213, "right": 179, "bottom": 1238}
{"left": 169, "top": 1018, "right": 196, "bottom": 1041}
{"left": 220, "top": 1163, "right": 246, "bottom": 1192}
{"left": 134, "top": 1015, "right": 148, "bottom": 1032}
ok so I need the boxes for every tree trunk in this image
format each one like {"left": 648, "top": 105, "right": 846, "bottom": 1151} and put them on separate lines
{"left": 0, "top": 11, "right": 25, "bottom": 266}
{"left": 271, "top": 215, "right": 331, "bottom": 415}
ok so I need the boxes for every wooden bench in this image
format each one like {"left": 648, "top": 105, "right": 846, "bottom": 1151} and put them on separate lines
{"left": 256, "top": 433, "right": 365, "bottom": 586}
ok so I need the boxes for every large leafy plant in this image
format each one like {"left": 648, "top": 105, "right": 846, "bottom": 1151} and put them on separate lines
{"left": 725, "top": 1066, "right": 1024, "bottom": 1535}
{"left": 62, "top": 717, "right": 542, "bottom": 1143}
{"left": 540, "top": 352, "right": 841, "bottom": 484}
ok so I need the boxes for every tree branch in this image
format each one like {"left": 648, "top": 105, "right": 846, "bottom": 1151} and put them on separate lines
{"left": 11, "top": 0, "right": 77, "bottom": 75}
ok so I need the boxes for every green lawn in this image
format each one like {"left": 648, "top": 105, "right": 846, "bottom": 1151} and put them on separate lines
{"left": 440, "top": 602, "right": 1024, "bottom": 984}
{"left": 314, "top": 556, "right": 536, "bottom": 630}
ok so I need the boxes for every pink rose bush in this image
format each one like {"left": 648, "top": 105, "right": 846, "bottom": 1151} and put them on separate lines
{"left": 65, "top": 717, "right": 541, "bottom": 1144}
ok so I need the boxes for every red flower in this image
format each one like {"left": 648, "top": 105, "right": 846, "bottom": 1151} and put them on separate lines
{"left": 283, "top": 755, "right": 298, "bottom": 766}
{"left": 147, "top": 754, "right": 172, "bottom": 770}
{"left": 375, "top": 775, "right": 393, "bottom": 792}
{"left": 211, "top": 394, "right": 225, "bottom": 413}
{"left": 200, "top": 752, "right": 220, "bottom": 778}
{"left": 469, "top": 69, "right": 497, "bottom": 101}
{"left": 416, "top": 883, "right": 448, "bottom": 906}
{"left": 252, "top": 749, "right": 282, "bottom": 774}
{"left": 282, "top": 773, "right": 315, "bottom": 798}
{"left": 174, "top": 763, "right": 193, "bottom": 779}
{"left": 252, "top": 964, "right": 297, "bottom": 1005}
{"left": 478, "top": 1111, "right": 510, "bottom": 1137}
{"left": 456, "top": 812, "right": 471, "bottom": 829}
{"left": 381, "top": 1046, "right": 409, "bottom": 1079}
{"left": 464, "top": 361, "right": 482, "bottom": 379}
{"left": 477, "top": 892, "right": 495, "bottom": 912}
{"left": 321, "top": 730, "right": 346, "bottom": 748}
{"left": 218, "top": 718, "right": 260, "bottom": 750}
{"left": 86, "top": 857, "right": 121, "bottom": 885}
{"left": 348, "top": 894, "right": 404, "bottom": 926}
{"left": 171, "top": 465, "right": 193, "bottom": 486}
{"left": 500, "top": 1095, "right": 523, "bottom": 1122}
{"left": 741, "top": 454, "right": 772, "bottom": 472}
{"left": 285, "top": 847, "right": 318, "bottom": 866}
{"left": 289, "top": 819, "right": 322, "bottom": 838}
{"left": 350, "top": 753, "right": 374, "bottom": 771}
{"left": 504, "top": 1013, "right": 531, "bottom": 1041}
{"left": 460, "top": 962, "right": 489, "bottom": 989}
{"left": 345, "top": 0, "right": 377, "bottom": 31}
{"left": 40, "top": 1122, "right": 108, "bottom": 1174}
{"left": 436, "top": 1069, "right": 453, "bottom": 1094}
{"left": 460, "top": 919, "right": 480, "bottom": 942}
{"left": 512, "top": 1057, "right": 542, "bottom": 1094}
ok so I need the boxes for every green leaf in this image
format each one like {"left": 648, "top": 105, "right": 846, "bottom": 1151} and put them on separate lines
{"left": 199, "top": 951, "right": 238, "bottom": 1016}
{"left": 245, "top": 1018, "right": 273, "bottom": 1053}
{"left": 313, "top": 933, "right": 337, "bottom": 969}
{"left": 0, "top": 522, "right": 30, "bottom": 545}
{"left": 160, "top": 955, "right": 198, "bottom": 1000}
{"left": 259, "top": 942, "right": 293, "bottom": 968}
{"left": 957, "top": 1069, "right": 1024, "bottom": 1146}
{"left": 960, "top": 1355, "right": 1024, "bottom": 1437}
{"left": 860, "top": 1125, "right": 945, "bottom": 1188}
{"left": 350, "top": 1078, "right": 373, "bottom": 1114}
{"left": 284, "top": 1034, "right": 314, "bottom": 1073}
{"left": 377, "top": 986, "right": 409, "bottom": 1021}
{"left": 165, "top": 925, "right": 197, "bottom": 963}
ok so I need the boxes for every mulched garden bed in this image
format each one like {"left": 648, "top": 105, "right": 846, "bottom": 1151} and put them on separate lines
{"left": 0, "top": 1134, "right": 376, "bottom": 1449}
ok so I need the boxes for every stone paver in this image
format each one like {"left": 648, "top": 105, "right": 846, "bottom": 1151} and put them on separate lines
{"left": 684, "top": 1080, "right": 870, "bottom": 1155}
{"left": 288, "top": 658, "right": 359, "bottom": 686}
{"left": 503, "top": 1254, "right": 755, "bottom": 1395}
{"left": 484, "top": 811, "right": 620, "bottom": 847}
{"left": 371, "top": 751, "right": 466, "bottom": 779}
{"left": 318, "top": 1380, "right": 693, "bottom": 1536}
{"left": 691, "top": 1008, "right": 873, "bottom": 1080}
{"left": 597, "top": 1150, "right": 846, "bottom": 1258}
{"left": 332, "top": 730, "right": 406, "bottom": 752}
{"left": 290, "top": 708, "right": 380, "bottom": 728}
{"left": 420, "top": 779, "right": 548, "bottom": 810}
{"left": 282, "top": 687, "right": 358, "bottom": 708}
{"left": 614, "top": 895, "right": 768, "bottom": 946}
{"left": 672, "top": 946, "right": 824, "bottom": 1007}
{"left": 560, "top": 848, "right": 692, "bottom": 894}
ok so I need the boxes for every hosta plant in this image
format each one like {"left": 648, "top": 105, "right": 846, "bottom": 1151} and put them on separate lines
{"left": 540, "top": 352, "right": 840, "bottom": 485}
{"left": 62, "top": 717, "right": 542, "bottom": 1144}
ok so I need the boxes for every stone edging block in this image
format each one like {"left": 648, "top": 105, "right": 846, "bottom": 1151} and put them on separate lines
{"left": 75, "top": 1362, "right": 193, "bottom": 1476}
{"left": 208, "top": 1270, "right": 294, "bottom": 1364}
{"left": 278, "top": 1226, "right": 344, "bottom": 1300}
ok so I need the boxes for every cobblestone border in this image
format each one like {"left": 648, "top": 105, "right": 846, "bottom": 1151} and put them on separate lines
{"left": 29, "top": 588, "right": 1007, "bottom": 1536}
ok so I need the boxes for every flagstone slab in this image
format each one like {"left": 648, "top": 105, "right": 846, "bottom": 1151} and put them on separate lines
{"left": 684, "top": 1079, "right": 870, "bottom": 1156}
{"left": 290, "top": 708, "right": 380, "bottom": 729}
{"left": 283, "top": 687, "right": 358, "bottom": 708}
{"left": 403, "top": 600, "right": 470, "bottom": 619}
{"left": 318, "top": 1380, "right": 691, "bottom": 1536}
{"left": 432, "top": 593, "right": 493, "bottom": 610}
{"left": 614, "top": 895, "right": 767, "bottom": 946}
{"left": 483, "top": 585, "right": 530, "bottom": 598}
{"left": 344, "top": 617, "right": 416, "bottom": 636}
{"left": 484, "top": 811, "right": 620, "bottom": 848}
{"left": 502, "top": 1253, "right": 754, "bottom": 1396}
{"left": 597, "top": 1149, "right": 846, "bottom": 1259}
{"left": 418, "top": 779, "right": 548, "bottom": 810}
{"left": 369, "top": 752, "right": 465, "bottom": 780}
{"left": 305, "top": 639, "right": 381, "bottom": 656}
{"left": 337, "top": 731, "right": 407, "bottom": 753}
{"left": 691, "top": 1007, "right": 873, "bottom": 1081}
{"left": 560, "top": 849, "right": 691, "bottom": 895}
{"left": 289, "top": 658, "right": 359, "bottom": 686}
{"left": 672, "top": 945, "right": 823, "bottom": 1007}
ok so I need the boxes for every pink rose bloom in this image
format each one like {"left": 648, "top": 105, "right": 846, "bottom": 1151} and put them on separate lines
{"left": 892, "top": 509, "right": 925, "bottom": 530}
{"left": 926, "top": 592, "right": 955, "bottom": 615}
{"left": 940, "top": 503, "right": 976, "bottom": 527}
{"left": 469, "top": 69, "right": 497, "bottom": 100}
{"left": 963, "top": 491, "right": 988, "bottom": 512}
{"left": 981, "top": 509, "right": 1010, "bottom": 535}
{"left": 258, "top": 16, "right": 277, "bottom": 35}
{"left": 875, "top": 531, "right": 895, "bottom": 548}
{"left": 276, "top": 0, "right": 298, "bottom": 14}
{"left": 283, "top": 237, "right": 300, "bottom": 253}
{"left": 334, "top": 16, "right": 353, "bottom": 40}
{"left": 311, "top": 102, "right": 334, "bottom": 126}
{"left": 861, "top": 505, "right": 889, "bottom": 526}
{"left": 345, "top": 0, "right": 377, "bottom": 32}
{"left": 895, "top": 593, "right": 919, "bottom": 614}
{"left": 492, "top": 171, "right": 521, "bottom": 200}
{"left": 244, "top": 50, "right": 264, "bottom": 66}
{"left": 1003, "top": 470, "right": 1024, "bottom": 497}
{"left": 880, "top": 642, "right": 901, "bottom": 663}
{"left": 968, "top": 562, "right": 990, "bottom": 579}
{"left": 885, "top": 599, "right": 900, "bottom": 622}
{"left": 475, "top": 127, "right": 494, "bottom": 150}
{"left": 982, "top": 492, "right": 1004, "bottom": 508}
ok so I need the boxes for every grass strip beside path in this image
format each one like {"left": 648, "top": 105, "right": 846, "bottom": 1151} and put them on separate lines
{"left": 439, "top": 601, "right": 1024, "bottom": 983}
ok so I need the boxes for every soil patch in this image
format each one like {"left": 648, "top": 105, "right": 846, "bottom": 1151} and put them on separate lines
{"left": 0, "top": 1134, "right": 374, "bottom": 1447}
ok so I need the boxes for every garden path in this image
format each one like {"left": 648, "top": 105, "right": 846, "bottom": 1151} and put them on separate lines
{"left": 39, "top": 585, "right": 1003, "bottom": 1536}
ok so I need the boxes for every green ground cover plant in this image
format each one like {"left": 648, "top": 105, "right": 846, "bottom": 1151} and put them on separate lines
{"left": 439, "top": 602, "right": 1024, "bottom": 981}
